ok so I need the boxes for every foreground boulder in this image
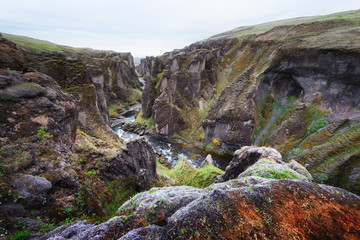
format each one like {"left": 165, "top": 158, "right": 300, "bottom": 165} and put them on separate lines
{"left": 218, "top": 146, "right": 284, "bottom": 181}
{"left": 38, "top": 177, "right": 360, "bottom": 239}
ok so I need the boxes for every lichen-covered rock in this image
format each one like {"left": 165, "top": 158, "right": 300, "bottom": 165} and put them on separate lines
{"left": 217, "top": 146, "right": 282, "bottom": 182}
{"left": 40, "top": 178, "right": 360, "bottom": 240}
{"left": 238, "top": 158, "right": 311, "bottom": 181}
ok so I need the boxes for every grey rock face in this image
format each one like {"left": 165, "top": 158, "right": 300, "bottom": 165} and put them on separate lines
{"left": 101, "top": 137, "right": 157, "bottom": 190}
{"left": 217, "top": 146, "right": 283, "bottom": 182}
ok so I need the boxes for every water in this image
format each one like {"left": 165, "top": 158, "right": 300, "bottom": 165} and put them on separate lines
{"left": 139, "top": 77, "right": 146, "bottom": 90}
{"left": 112, "top": 115, "right": 231, "bottom": 170}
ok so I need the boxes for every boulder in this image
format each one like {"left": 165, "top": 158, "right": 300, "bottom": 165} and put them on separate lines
{"left": 11, "top": 174, "right": 52, "bottom": 209}
{"left": 40, "top": 178, "right": 360, "bottom": 240}
{"left": 238, "top": 158, "right": 312, "bottom": 181}
{"left": 217, "top": 146, "right": 282, "bottom": 182}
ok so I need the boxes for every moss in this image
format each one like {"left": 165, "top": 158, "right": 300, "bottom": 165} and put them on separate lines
{"left": 108, "top": 102, "right": 123, "bottom": 118}
{"left": 154, "top": 71, "right": 165, "bottom": 90}
{"left": 157, "top": 158, "right": 224, "bottom": 188}
{"left": 129, "top": 88, "right": 142, "bottom": 105}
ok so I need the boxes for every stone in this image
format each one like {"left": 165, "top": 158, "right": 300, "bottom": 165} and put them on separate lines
{"left": 217, "top": 146, "right": 282, "bottom": 182}
{"left": 238, "top": 158, "right": 312, "bottom": 181}
{"left": 11, "top": 174, "right": 52, "bottom": 208}
{"left": 200, "top": 154, "right": 213, "bottom": 168}
{"left": 40, "top": 178, "right": 360, "bottom": 240}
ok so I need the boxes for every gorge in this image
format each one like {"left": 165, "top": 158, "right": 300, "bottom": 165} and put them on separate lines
{"left": 1, "top": 9, "right": 360, "bottom": 240}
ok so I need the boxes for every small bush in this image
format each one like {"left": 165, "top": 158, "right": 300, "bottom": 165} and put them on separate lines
{"left": 12, "top": 230, "right": 31, "bottom": 240}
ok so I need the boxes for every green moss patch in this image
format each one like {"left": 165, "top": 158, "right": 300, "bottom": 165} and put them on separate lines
{"left": 157, "top": 158, "right": 224, "bottom": 188}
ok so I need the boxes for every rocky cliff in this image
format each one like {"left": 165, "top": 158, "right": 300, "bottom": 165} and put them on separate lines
{"left": 0, "top": 33, "right": 156, "bottom": 237}
{"left": 138, "top": 10, "right": 360, "bottom": 195}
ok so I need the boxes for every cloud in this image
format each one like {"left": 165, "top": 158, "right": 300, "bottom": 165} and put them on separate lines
{"left": 0, "top": 0, "right": 359, "bottom": 56}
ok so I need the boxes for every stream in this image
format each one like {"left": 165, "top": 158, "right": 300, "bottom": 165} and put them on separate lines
{"left": 112, "top": 114, "right": 231, "bottom": 170}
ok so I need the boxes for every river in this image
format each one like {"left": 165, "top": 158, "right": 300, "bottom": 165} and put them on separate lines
{"left": 112, "top": 114, "right": 231, "bottom": 170}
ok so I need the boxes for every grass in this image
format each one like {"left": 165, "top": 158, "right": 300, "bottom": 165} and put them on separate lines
{"left": 157, "top": 158, "right": 224, "bottom": 188}
{"left": 306, "top": 105, "right": 330, "bottom": 134}
{"left": 210, "top": 9, "right": 360, "bottom": 40}
{"left": 2, "top": 33, "right": 93, "bottom": 53}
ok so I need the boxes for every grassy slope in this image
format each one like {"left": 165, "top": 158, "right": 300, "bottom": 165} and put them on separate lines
{"left": 2, "top": 32, "right": 94, "bottom": 53}
{"left": 210, "top": 9, "right": 360, "bottom": 40}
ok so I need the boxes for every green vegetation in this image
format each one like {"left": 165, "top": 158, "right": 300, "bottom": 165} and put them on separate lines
{"left": 157, "top": 158, "right": 223, "bottom": 188}
{"left": 2, "top": 33, "right": 93, "bottom": 53}
{"left": 11, "top": 229, "right": 31, "bottom": 240}
{"left": 306, "top": 105, "right": 330, "bottom": 134}
{"left": 108, "top": 102, "right": 123, "bottom": 118}
{"left": 249, "top": 168, "right": 300, "bottom": 180}
{"left": 99, "top": 178, "right": 139, "bottom": 218}
{"left": 36, "top": 127, "right": 53, "bottom": 145}
{"left": 210, "top": 10, "right": 360, "bottom": 40}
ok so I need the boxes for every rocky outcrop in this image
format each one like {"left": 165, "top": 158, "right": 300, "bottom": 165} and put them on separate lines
{"left": 217, "top": 146, "right": 312, "bottom": 182}
{"left": 0, "top": 33, "right": 28, "bottom": 72}
{"left": 0, "top": 70, "right": 77, "bottom": 147}
{"left": 217, "top": 146, "right": 282, "bottom": 182}
{"left": 139, "top": 39, "right": 237, "bottom": 139}
{"left": 39, "top": 177, "right": 360, "bottom": 239}
{"left": 3, "top": 34, "right": 142, "bottom": 143}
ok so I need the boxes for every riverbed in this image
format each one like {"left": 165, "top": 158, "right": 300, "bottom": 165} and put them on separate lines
{"left": 112, "top": 114, "right": 231, "bottom": 170}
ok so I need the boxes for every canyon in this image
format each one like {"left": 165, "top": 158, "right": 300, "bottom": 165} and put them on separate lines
{"left": 1, "top": 9, "right": 360, "bottom": 240}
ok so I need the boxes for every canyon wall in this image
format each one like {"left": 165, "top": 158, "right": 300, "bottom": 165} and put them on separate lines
{"left": 138, "top": 11, "right": 360, "bottom": 194}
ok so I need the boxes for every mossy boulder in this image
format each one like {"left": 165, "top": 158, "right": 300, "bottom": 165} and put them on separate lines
{"left": 238, "top": 158, "right": 312, "bottom": 181}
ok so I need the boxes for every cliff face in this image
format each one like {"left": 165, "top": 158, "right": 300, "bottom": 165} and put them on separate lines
{"left": 138, "top": 10, "right": 360, "bottom": 194}
{"left": 16, "top": 45, "right": 141, "bottom": 142}
{"left": 0, "top": 34, "right": 156, "bottom": 233}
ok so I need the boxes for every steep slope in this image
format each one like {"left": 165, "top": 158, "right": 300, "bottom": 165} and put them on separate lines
{"left": 137, "top": 10, "right": 360, "bottom": 194}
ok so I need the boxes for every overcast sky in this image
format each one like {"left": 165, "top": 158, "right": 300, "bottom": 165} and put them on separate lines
{"left": 0, "top": 0, "right": 359, "bottom": 57}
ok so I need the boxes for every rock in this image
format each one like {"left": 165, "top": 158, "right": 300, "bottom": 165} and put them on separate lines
{"left": 200, "top": 154, "right": 213, "bottom": 168}
{"left": 0, "top": 204, "right": 26, "bottom": 219}
{"left": 287, "top": 159, "right": 313, "bottom": 181}
{"left": 118, "top": 186, "right": 204, "bottom": 220}
{"left": 78, "top": 136, "right": 157, "bottom": 190}
{"left": 41, "top": 178, "right": 360, "bottom": 239}
{"left": 238, "top": 158, "right": 311, "bottom": 181}
{"left": 11, "top": 174, "right": 52, "bottom": 209}
{"left": 0, "top": 34, "right": 28, "bottom": 72}
{"left": 0, "top": 82, "right": 46, "bottom": 101}
{"left": 0, "top": 71, "right": 77, "bottom": 146}
{"left": 217, "top": 146, "right": 282, "bottom": 182}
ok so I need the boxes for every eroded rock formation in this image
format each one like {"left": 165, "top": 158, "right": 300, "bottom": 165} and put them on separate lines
{"left": 137, "top": 10, "right": 360, "bottom": 194}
